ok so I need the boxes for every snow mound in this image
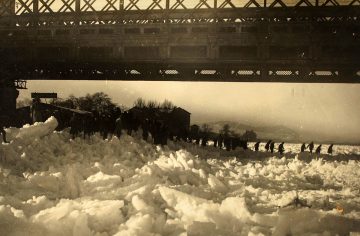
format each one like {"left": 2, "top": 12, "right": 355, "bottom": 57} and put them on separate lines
{"left": 5, "top": 116, "right": 58, "bottom": 142}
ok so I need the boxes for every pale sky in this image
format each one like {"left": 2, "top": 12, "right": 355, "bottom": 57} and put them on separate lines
{"left": 19, "top": 81, "right": 360, "bottom": 144}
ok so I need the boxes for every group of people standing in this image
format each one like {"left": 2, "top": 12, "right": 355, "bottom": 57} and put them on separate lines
{"left": 300, "top": 142, "right": 334, "bottom": 155}
{"left": 69, "top": 110, "right": 171, "bottom": 146}
{"left": 254, "top": 140, "right": 285, "bottom": 154}
{"left": 253, "top": 140, "right": 334, "bottom": 155}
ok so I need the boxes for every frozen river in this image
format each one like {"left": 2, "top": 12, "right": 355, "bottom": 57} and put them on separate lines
{"left": 1, "top": 117, "right": 360, "bottom": 235}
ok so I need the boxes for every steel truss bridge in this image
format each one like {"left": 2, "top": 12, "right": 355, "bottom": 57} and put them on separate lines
{"left": 0, "top": 0, "right": 359, "bottom": 84}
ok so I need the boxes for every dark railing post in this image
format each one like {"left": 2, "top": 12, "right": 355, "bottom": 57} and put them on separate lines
{"left": 32, "top": 0, "right": 39, "bottom": 26}
{"left": 33, "top": 0, "right": 39, "bottom": 14}
{"left": 214, "top": 0, "right": 217, "bottom": 8}
{"left": 315, "top": 0, "right": 319, "bottom": 6}
{"left": 76, "top": 0, "right": 80, "bottom": 13}
{"left": 264, "top": 0, "right": 267, "bottom": 7}
{"left": 75, "top": 0, "right": 80, "bottom": 25}
{"left": 11, "top": 0, "right": 16, "bottom": 15}
{"left": 120, "top": 0, "right": 124, "bottom": 10}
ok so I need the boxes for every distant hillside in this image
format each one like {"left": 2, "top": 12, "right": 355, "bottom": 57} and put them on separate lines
{"left": 197, "top": 121, "right": 300, "bottom": 142}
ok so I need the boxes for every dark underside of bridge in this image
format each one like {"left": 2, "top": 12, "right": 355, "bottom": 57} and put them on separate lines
{"left": 0, "top": 0, "right": 360, "bottom": 83}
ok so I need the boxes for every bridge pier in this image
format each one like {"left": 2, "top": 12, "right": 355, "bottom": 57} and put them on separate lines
{"left": 0, "top": 79, "right": 19, "bottom": 120}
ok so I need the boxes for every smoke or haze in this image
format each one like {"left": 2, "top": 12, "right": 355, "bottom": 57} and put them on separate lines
{"left": 19, "top": 80, "right": 360, "bottom": 144}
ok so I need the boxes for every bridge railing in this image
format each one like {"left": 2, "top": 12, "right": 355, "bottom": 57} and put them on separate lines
{"left": 0, "top": 0, "right": 357, "bottom": 17}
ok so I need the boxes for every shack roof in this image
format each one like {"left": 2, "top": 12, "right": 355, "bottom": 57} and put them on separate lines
{"left": 129, "top": 106, "right": 190, "bottom": 114}
{"left": 39, "top": 102, "right": 92, "bottom": 115}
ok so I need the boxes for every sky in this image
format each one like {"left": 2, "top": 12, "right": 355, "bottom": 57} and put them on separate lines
{"left": 18, "top": 81, "right": 360, "bottom": 144}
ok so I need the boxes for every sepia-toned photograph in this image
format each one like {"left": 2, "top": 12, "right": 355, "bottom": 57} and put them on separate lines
{"left": 1, "top": 0, "right": 360, "bottom": 235}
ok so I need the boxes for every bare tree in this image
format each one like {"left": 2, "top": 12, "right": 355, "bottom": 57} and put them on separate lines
{"left": 147, "top": 100, "right": 159, "bottom": 109}
{"left": 134, "top": 97, "right": 146, "bottom": 108}
{"left": 221, "top": 124, "right": 231, "bottom": 137}
{"left": 160, "top": 99, "right": 175, "bottom": 109}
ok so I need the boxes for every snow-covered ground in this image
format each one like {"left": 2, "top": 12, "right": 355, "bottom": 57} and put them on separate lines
{"left": 1, "top": 117, "right": 360, "bottom": 236}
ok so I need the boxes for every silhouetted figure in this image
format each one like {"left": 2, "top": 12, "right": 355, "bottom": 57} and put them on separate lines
{"left": 327, "top": 144, "right": 334, "bottom": 155}
{"left": 213, "top": 137, "right": 218, "bottom": 147}
{"left": 91, "top": 110, "right": 100, "bottom": 134}
{"left": 122, "top": 112, "right": 132, "bottom": 135}
{"left": 254, "top": 141, "right": 260, "bottom": 152}
{"left": 224, "top": 136, "right": 231, "bottom": 151}
{"left": 31, "top": 98, "right": 43, "bottom": 123}
{"left": 307, "top": 142, "right": 314, "bottom": 153}
{"left": 153, "top": 120, "right": 162, "bottom": 145}
{"left": 114, "top": 115, "right": 123, "bottom": 138}
{"left": 218, "top": 135, "right": 223, "bottom": 149}
{"left": 270, "top": 142, "right": 275, "bottom": 153}
{"left": 265, "top": 140, "right": 272, "bottom": 152}
{"left": 195, "top": 136, "right": 200, "bottom": 145}
{"left": 70, "top": 114, "right": 81, "bottom": 139}
{"left": 231, "top": 137, "right": 239, "bottom": 150}
{"left": 315, "top": 144, "right": 322, "bottom": 154}
{"left": 99, "top": 114, "right": 111, "bottom": 140}
{"left": 83, "top": 115, "right": 94, "bottom": 139}
{"left": 141, "top": 119, "right": 149, "bottom": 141}
{"left": 0, "top": 116, "right": 8, "bottom": 143}
{"left": 300, "top": 143, "right": 306, "bottom": 152}
{"left": 240, "top": 140, "right": 248, "bottom": 150}
{"left": 160, "top": 123, "right": 169, "bottom": 146}
{"left": 201, "top": 136, "right": 208, "bottom": 147}
{"left": 278, "top": 142, "right": 285, "bottom": 155}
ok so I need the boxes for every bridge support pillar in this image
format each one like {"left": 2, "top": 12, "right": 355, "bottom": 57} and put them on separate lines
{"left": 0, "top": 80, "right": 19, "bottom": 121}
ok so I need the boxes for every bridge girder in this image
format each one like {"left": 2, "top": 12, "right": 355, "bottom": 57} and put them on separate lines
{"left": 0, "top": 1, "right": 359, "bottom": 83}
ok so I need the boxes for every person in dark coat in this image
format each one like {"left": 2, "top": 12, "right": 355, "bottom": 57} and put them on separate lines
{"left": 160, "top": 123, "right": 169, "bottom": 146}
{"left": 0, "top": 116, "right": 9, "bottom": 143}
{"left": 265, "top": 140, "right": 272, "bottom": 152}
{"left": 231, "top": 137, "right": 238, "bottom": 150}
{"left": 218, "top": 134, "right": 223, "bottom": 149}
{"left": 201, "top": 136, "right": 208, "bottom": 147}
{"left": 114, "top": 115, "right": 123, "bottom": 138}
{"left": 141, "top": 119, "right": 149, "bottom": 141}
{"left": 241, "top": 140, "right": 248, "bottom": 150}
{"left": 254, "top": 141, "right": 260, "bottom": 151}
{"left": 153, "top": 120, "right": 162, "bottom": 145}
{"left": 327, "top": 144, "right": 334, "bottom": 155}
{"left": 300, "top": 143, "right": 306, "bottom": 152}
{"left": 270, "top": 142, "right": 275, "bottom": 153}
{"left": 195, "top": 136, "right": 200, "bottom": 145}
{"left": 213, "top": 137, "right": 218, "bottom": 148}
{"left": 278, "top": 142, "right": 285, "bottom": 155}
{"left": 70, "top": 114, "right": 81, "bottom": 139}
{"left": 224, "top": 136, "right": 231, "bottom": 151}
{"left": 307, "top": 142, "right": 314, "bottom": 153}
{"left": 315, "top": 144, "right": 322, "bottom": 154}
{"left": 99, "top": 114, "right": 111, "bottom": 140}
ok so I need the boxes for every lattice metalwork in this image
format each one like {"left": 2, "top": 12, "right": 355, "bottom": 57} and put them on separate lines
{"left": 38, "top": 0, "right": 76, "bottom": 13}
{"left": 269, "top": 70, "right": 300, "bottom": 75}
{"left": 0, "top": 0, "right": 355, "bottom": 17}
{"left": 15, "top": 0, "right": 33, "bottom": 14}
{"left": 232, "top": 70, "right": 261, "bottom": 75}
{"left": 0, "top": 0, "right": 15, "bottom": 16}
{"left": 198, "top": 69, "right": 217, "bottom": 74}
{"left": 123, "top": 0, "right": 166, "bottom": 10}
{"left": 314, "top": 70, "right": 338, "bottom": 76}
{"left": 81, "top": 0, "right": 120, "bottom": 12}
{"left": 160, "top": 69, "right": 179, "bottom": 75}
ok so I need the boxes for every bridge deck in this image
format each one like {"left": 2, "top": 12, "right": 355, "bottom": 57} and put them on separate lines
{"left": 0, "top": 0, "right": 359, "bottom": 82}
